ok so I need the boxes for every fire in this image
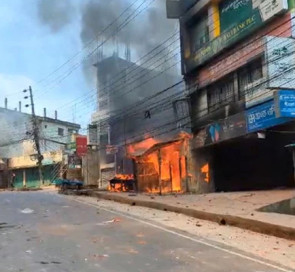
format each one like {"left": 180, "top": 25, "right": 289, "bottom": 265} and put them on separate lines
{"left": 201, "top": 163, "right": 210, "bottom": 183}
{"left": 109, "top": 174, "right": 135, "bottom": 192}
{"left": 180, "top": 156, "right": 187, "bottom": 179}
{"left": 110, "top": 133, "right": 191, "bottom": 194}
{"left": 127, "top": 137, "right": 157, "bottom": 156}
{"left": 115, "top": 174, "right": 134, "bottom": 180}
{"left": 134, "top": 137, "right": 189, "bottom": 194}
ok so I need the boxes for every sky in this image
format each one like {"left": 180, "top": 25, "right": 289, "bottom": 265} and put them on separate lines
{"left": 0, "top": 0, "right": 179, "bottom": 130}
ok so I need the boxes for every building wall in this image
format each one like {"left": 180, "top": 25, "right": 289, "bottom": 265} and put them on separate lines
{"left": 184, "top": 4, "right": 295, "bottom": 131}
{"left": 0, "top": 107, "right": 80, "bottom": 158}
{"left": 176, "top": 0, "right": 295, "bottom": 193}
{"left": 8, "top": 150, "right": 63, "bottom": 169}
{"left": 91, "top": 56, "right": 188, "bottom": 176}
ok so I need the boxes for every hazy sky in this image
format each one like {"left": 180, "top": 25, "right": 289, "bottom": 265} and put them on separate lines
{"left": 0, "top": 0, "right": 179, "bottom": 130}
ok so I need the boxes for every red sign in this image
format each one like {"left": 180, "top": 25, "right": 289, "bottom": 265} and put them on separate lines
{"left": 76, "top": 136, "right": 87, "bottom": 157}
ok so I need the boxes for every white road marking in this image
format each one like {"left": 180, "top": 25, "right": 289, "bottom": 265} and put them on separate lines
{"left": 72, "top": 197, "right": 294, "bottom": 272}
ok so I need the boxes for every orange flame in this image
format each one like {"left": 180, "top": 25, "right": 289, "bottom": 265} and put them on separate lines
{"left": 127, "top": 137, "right": 157, "bottom": 156}
{"left": 134, "top": 139, "right": 187, "bottom": 194}
{"left": 201, "top": 163, "right": 210, "bottom": 183}
{"left": 108, "top": 174, "right": 134, "bottom": 192}
{"left": 114, "top": 174, "right": 134, "bottom": 180}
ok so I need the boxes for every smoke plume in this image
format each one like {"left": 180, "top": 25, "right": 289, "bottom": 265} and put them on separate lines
{"left": 80, "top": 0, "right": 177, "bottom": 57}
{"left": 37, "top": 0, "right": 177, "bottom": 61}
{"left": 37, "top": 0, "right": 75, "bottom": 32}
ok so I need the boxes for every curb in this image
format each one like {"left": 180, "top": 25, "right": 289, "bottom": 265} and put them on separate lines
{"left": 62, "top": 190, "right": 295, "bottom": 241}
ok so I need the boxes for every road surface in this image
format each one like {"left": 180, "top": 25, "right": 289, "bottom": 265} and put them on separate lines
{"left": 0, "top": 191, "right": 292, "bottom": 272}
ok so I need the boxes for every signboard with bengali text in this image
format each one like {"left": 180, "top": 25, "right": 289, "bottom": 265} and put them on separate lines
{"left": 246, "top": 99, "right": 291, "bottom": 132}
{"left": 274, "top": 90, "right": 295, "bottom": 117}
{"left": 265, "top": 36, "right": 295, "bottom": 89}
{"left": 186, "top": 0, "right": 288, "bottom": 73}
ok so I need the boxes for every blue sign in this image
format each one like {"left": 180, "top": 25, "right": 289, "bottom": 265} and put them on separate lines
{"left": 246, "top": 100, "right": 290, "bottom": 133}
{"left": 275, "top": 90, "right": 295, "bottom": 118}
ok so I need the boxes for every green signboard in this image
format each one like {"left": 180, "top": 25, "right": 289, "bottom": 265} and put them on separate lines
{"left": 67, "top": 142, "right": 76, "bottom": 151}
{"left": 220, "top": 0, "right": 253, "bottom": 32}
{"left": 186, "top": 0, "right": 288, "bottom": 73}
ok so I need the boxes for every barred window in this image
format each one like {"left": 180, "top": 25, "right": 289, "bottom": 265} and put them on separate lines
{"left": 208, "top": 75, "right": 234, "bottom": 112}
{"left": 238, "top": 57, "right": 263, "bottom": 99}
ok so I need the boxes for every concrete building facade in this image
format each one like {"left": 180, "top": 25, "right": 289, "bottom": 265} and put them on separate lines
{"left": 0, "top": 106, "right": 80, "bottom": 188}
{"left": 169, "top": 0, "right": 295, "bottom": 193}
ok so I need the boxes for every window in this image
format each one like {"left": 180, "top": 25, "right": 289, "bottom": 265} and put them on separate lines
{"left": 238, "top": 58, "right": 263, "bottom": 99}
{"left": 189, "top": 13, "right": 209, "bottom": 52}
{"left": 207, "top": 75, "right": 234, "bottom": 112}
{"left": 58, "top": 128, "right": 64, "bottom": 136}
{"left": 173, "top": 99, "right": 189, "bottom": 119}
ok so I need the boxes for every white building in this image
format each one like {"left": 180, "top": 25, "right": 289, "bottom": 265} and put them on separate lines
{"left": 0, "top": 106, "right": 80, "bottom": 188}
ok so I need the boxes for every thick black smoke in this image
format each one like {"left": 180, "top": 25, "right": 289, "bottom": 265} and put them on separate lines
{"left": 36, "top": 0, "right": 179, "bottom": 84}
{"left": 80, "top": 0, "right": 177, "bottom": 57}
{"left": 37, "top": 0, "right": 177, "bottom": 58}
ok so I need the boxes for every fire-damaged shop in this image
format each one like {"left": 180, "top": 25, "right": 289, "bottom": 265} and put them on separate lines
{"left": 129, "top": 133, "right": 192, "bottom": 194}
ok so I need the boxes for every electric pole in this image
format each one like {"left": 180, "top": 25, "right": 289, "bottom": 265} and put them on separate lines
{"left": 24, "top": 86, "right": 44, "bottom": 186}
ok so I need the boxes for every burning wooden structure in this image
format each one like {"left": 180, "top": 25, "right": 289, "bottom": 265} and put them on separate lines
{"left": 130, "top": 133, "right": 191, "bottom": 194}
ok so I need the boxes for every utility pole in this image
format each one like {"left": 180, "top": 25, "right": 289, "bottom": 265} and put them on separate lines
{"left": 24, "top": 86, "right": 44, "bottom": 186}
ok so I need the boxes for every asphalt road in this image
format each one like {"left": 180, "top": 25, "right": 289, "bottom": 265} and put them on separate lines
{"left": 0, "top": 191, "right": 292, "bottom": 272}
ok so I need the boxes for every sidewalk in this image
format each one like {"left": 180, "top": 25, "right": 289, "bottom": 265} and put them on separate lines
{"left": 64, "top": 189, "right": 295, "bottom": 240}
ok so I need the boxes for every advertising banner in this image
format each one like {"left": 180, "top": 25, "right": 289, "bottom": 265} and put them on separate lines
{"left": 186, "top": 0, "right": 288, "bottom": 73}
{"left": 265, "top": 36, "right": 295, "bottom": 89}
{"left": 76, "top": 136, "right": 87, "bottom": 157}
{"left": 194, "top": 112, "right": 247, "bottom": 148}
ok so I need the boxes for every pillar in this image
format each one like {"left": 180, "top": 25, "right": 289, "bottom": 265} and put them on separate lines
{"left": 23, "top": 169, "right": 26, "bottom": 187}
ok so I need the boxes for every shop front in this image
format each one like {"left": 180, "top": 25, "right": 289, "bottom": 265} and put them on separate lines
{"left": 193, "top": 90, "right": 295, "bottom": 193}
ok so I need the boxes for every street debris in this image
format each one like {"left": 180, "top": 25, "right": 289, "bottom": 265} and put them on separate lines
{"left": 20, "top": 208, "right": 34, "bottom": 214}
{"left": 96, "top": 218, "right": 121, "bottom": 226}
{"left": 92, "top": 254, "right": 109, "bottom": 260}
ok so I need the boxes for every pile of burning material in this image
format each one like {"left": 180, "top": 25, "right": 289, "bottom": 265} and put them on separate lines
{"left": 109, "top": 174, "right": 135, "bottom": 192}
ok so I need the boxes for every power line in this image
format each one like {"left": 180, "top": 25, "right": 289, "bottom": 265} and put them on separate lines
{"left": 55, "top": 13, "right": 294, "bottom": 124}
{"left": 35, "top": 0, "right": 142, "bottom": 87}
{"left": 35, "top": 0, "right": 156, "bottom": 94}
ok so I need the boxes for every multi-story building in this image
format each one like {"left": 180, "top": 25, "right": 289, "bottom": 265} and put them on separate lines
{"left": 0, "top": 104, "right": 80, "bottom": 188}
{"left": 168, "top": 0, "right": 295, "bottom": 193}
{"left": 89, "top": 55, "right": 190, "bottom": 190}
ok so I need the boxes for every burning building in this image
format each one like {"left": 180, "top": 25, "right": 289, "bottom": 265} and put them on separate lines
{"left": 130, "top": 133, "right": 191, "bottom": 194}
{"left": 89, "top": 55, "right": 189, "bottom": 190}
